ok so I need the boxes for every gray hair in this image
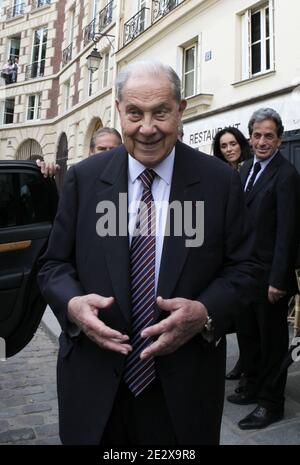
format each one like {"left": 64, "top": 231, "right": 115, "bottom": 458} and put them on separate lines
{"left": 248, "top": 108, "right": 284, "bottom": 138}
{"left": 90, "top": 127, "right": 122, "bottom": 151}
{"left": 115, "top": 60, "right": 182, "bottom": 103}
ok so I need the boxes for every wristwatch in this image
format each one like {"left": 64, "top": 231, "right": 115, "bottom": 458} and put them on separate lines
{"left": 202, "top": 314, "right": 214, "bottom": 342}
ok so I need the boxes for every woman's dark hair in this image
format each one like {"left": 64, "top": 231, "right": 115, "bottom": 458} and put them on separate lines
{"left": 212, "top": 127, "right": 252, "bottom": 163}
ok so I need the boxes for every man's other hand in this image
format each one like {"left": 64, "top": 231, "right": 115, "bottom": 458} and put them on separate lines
{"left": 140, "top": 296, "right": 208, "bottom": 359}
{"left": 268, "top": 285, "right": 286, "bottom": 304}
{"left": 67, "top": 294, "right": 132, "bottom": 355}
{"left": 36, "top": 159, "right": 60, "bottom": 178}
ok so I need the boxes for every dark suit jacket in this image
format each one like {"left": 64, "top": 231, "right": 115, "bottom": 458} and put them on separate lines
{"left": 240, "top": 151, "right": 300, "bottom": 296}
{"left": 38, "top": 141, "right": 260, "bottom": 445}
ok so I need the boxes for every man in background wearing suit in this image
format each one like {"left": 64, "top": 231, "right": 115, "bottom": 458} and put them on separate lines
{"left": 227, "top": 108, "right": 300, "bottom": 430}
{"left": 38, "top": 61, "right": 260, "bottom": 445}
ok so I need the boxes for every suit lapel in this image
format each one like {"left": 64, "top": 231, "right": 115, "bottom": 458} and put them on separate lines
{"left": 245, "top": 152, "right": 282, "bottom": 205}
{"left": 157, "top": 142, "right": 202, "bottom": 307}
{"left": 240, "top": 160, "right": 252, "bottom": 188}
{"left": 95, "top": 146, "right": 131, "bottom": 328}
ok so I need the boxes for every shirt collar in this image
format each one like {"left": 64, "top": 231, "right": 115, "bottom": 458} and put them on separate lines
{"left": 128, "top": 147, "right": 175, "bottom": 185}
{"left": 254, "top": 149, "right": 279, "bottom": 169}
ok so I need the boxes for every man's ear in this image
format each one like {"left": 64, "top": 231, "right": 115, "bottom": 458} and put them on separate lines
{"left": 179, "top": 99, "right": 187, "bottom": 116}
{"left": 115, "top": 100, "right": 120, "bottom": 113}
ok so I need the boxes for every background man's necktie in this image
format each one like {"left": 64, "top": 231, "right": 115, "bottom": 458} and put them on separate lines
{"left": 245, "top": 161, "right": 261, "bottom": 192}
{"left": 124, "top": 169, "right": 156, "bottom": 396}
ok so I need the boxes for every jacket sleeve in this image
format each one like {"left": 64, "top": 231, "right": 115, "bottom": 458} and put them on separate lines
{"left": 269, "top": 169, "right": 300, "bottom": 291}
{"left": 37, "top": 165, "right": 84, "bottom": 334}
{"left": 198, "top": 169, "right": 262, "bottom": 339}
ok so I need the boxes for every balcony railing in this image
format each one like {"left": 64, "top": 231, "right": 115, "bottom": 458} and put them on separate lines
{"left": 124, "top": 7, "right": 149, "bottom": 46}
{"left": 84, "top": 18, "right": 96, "bottom": 46}
{"left": 99, "top": 0, "right": 113, "bottom": 31}
{"left": 152, "top": 0, "right": 180, "bottom": 23}
{"left": 84, "top": 1, "right": 114, "bottom": 47}
{"left": 62, "top": 43, "right": 72, "bottom": 66}
{"left": 31, "top": 0, "right": 51, "bottom": 10}
{"left": 25, "top": 61, "right": 45, "bottom": 80}
{"left": 6, "top": 3, "right": 25, "bottom": 19}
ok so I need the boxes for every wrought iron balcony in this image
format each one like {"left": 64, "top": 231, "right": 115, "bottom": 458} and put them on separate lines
{"left": 124, "top": 7, "right": 149, "bottom": 45}
{"left": 152, "top": 0, "right": 181, "bottom": 23}
{"left": 99, "top": 0, "right": 113, "bottom": 31}
{"left": 84, "top": 1, "right": 114, "bottom": 47}
{"left": 31, "top": 0, "right": 51, "bottom": 10}
{"left": 84, "top": 18, "right": 96, "bottom": 47}
{"left": 62, "top": 44, "right": 72, "bottom": 66}
{"left": 6, "top": 3, "right": 25, "bottom": 19}
{"left": 25, "top": 61, "right": 45, "bottom": 80}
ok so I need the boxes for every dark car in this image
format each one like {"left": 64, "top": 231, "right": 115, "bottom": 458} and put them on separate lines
{"left": 0, "top": 160, "right": 58, "bottom": 358}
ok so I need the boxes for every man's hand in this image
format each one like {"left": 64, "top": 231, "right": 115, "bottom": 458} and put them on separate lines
{"left": 36, "top": 159, "right": 60, "bottom": 178}
{"left": 67, "top": 294, "right": 132, "bottom": 355}
{"left": 140, "top": 296, "right": 208, "bottom": 359}
{"left": 268, "top": 286, "right": 286, "bottom": 304}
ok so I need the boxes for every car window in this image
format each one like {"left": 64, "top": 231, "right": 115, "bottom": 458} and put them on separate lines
{"left": 0, "top": 171, "right": 56, "bottom": 228}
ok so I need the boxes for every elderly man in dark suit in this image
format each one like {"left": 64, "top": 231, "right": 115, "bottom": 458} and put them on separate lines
{"left": 227, "top": 108, "right": 300, "bottom": 430}
{"left": 38, "top": 61, "right": 260, "bottom": 445}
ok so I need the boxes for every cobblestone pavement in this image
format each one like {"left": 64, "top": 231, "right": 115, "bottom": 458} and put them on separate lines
{"left": 0, "top": 324, "right": 61, "bottom": 445}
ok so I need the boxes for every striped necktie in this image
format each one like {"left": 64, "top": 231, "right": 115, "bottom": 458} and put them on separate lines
{"left": 124, "top": 169, "right": 156, "bottom": 396}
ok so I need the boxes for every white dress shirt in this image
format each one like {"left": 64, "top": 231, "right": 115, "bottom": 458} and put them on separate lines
{"left": 128, "top": 149, "right": 175, "bottom": 292}
{"left": 244, "top": 150, "right": 278, "bottom": 191}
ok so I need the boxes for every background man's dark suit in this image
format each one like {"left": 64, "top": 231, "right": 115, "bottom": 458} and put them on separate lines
{"left": 238, "top": 151, "right": 300, "bottom": 408}
{"left": 38, "top": 140, "right": 260, "bottom": 445}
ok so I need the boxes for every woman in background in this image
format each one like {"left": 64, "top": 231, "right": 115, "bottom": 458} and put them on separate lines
{"left": 213, "top": 126, "right": 252, "bottom": 170}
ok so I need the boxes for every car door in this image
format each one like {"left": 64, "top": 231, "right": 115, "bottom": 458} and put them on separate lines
{"left": 0, "top": 160, "right": 58, "bottom": 358}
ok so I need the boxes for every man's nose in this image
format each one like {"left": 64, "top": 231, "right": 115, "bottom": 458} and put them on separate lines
{"left": 257, "top": 135, "right": 268, "bottom": 143}
{"left": 139, "top": 118, "right": 156, "bottom": 136}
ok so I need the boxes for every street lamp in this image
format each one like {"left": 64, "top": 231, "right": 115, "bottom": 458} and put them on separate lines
{"left": 86, "top": 47, "right": 102, "bottom": 72}
{"left": 86, "top": 32, "right": 115, "bottom": 73}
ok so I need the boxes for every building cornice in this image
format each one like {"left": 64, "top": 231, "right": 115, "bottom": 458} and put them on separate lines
{"left": 182, "top": 85, "right": 298, "bottom": 123}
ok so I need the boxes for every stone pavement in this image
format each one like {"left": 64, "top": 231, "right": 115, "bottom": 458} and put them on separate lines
{"left": 0, "top": 323, "right": 60, "bottom": 445}
{"left": 1, "top": 309, "right": 300, "bottom": 445}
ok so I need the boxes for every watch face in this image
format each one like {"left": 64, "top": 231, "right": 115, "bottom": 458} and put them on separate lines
{"left": 205, "top": 317, "right": 213, "bottom": 331}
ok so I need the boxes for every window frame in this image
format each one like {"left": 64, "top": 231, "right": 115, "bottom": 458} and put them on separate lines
{"left": 241, "top": 0, "right": 274, "bottom": 80}
{"left": 1, "top": 98, "right": 15, "bottom": 125}
{"left": 26, "top": 94, "right": 41, "bottom": 121}
{"left": 183, "top": 43, "right": 197, "bottom": 98}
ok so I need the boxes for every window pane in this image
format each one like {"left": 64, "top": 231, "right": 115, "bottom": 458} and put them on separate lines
{"left": 4, "top": 98, "right": 14, "bottom": 124}
{"left": 251, "top": 11, "right": 261, "bottom": 43}
{"left": 251, "top": 43, "right": 261, "bottom": 74}
{"left": 266, "top": 38, "right": 270, "bottom": 69}
{"left": 184, "top": 72, "right": 194, "bottom": 97}
{"left": 185, "top": 47, "right": 195, "bottom": 72}
{"left": 265, "top": 7, "right": 270, "bottom": 37}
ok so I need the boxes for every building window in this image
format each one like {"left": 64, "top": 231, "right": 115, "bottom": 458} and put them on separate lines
{"left": 8, "top": 1, "right": 25, "bottom": 18}
{"left": 241, "top": 1, "right": 274, "bottom": 79}
{"left": 138, "top": 0, "right": 147, "bottom": 31}
{"left": 64, "top": 80, "right": 71, "bottom": 111}
{"left": 9, "top": 35, "right": 21, "bottom": 61}
{"left": 29, "top": 27, "right": 48, "bottom": 79}
{"left": 27, "top": 94, "right": 41, "bottom": 120}
{"left": 32, "top": 0, "right": 51, "bottom": 9}
{"left": 103, "top": 52, "right": 109, "bottom": 87}
{"left": 183, "top": 44, "right": 196, "bottom": 98}
{"left": 1, "top": 98, "right": 15, "bottom": 124}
